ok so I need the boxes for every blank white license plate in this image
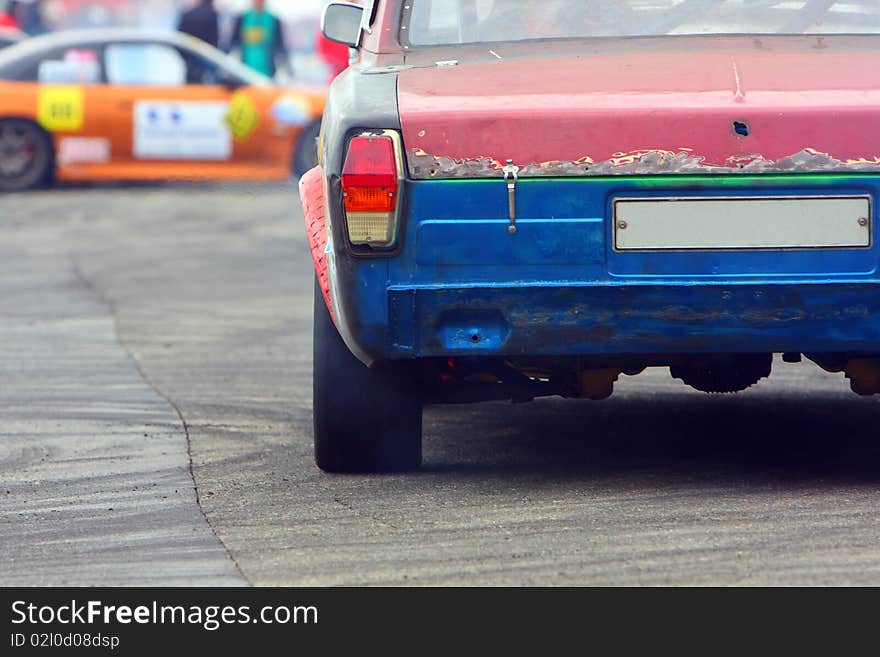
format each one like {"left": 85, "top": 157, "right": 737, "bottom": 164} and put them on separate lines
{"left": 613, "top": 196, "right": 872, "bottom": 251}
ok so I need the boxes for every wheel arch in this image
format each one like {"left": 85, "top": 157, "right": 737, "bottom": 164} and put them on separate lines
{"left": 299, "top": 164, "right": 333, "bottom": 322}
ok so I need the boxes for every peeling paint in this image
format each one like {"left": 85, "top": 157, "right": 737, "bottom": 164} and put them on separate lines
{"left": 408, "top": 147, "right": 880, "bottom": 179}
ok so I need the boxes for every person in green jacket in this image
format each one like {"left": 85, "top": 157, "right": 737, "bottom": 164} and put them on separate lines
{"left": 228, "top": 0, "right": 292, "bottom": 79}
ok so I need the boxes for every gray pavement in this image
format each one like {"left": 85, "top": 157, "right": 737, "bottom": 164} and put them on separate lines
{"left": 3, "top": 182, "right": 880, "bottom": 585}
{"left": 0, "top": 193, "right": 244, "bottom": 585}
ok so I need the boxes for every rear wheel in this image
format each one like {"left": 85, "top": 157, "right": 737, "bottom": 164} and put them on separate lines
{"left": 0, "top": 119, "right": 53, "bottom": 192}
{"left": 312, "top": 279, "right": 422, "bottom": 472}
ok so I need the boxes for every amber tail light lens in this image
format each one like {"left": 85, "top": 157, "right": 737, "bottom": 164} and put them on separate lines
{"left": 341, "top": 132, "right": 402, "bottom": 248}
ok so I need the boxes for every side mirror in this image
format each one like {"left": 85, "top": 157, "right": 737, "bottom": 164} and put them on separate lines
{"left": 322, "top": 2, "right": 364, "bottom": 48}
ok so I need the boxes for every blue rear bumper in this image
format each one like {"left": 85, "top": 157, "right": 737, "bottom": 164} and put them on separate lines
{"left": 330, "top": 174, "right": 880, "bottom": 363}
{"left": 386, "top": 281, "right": 880, "bottom": 357}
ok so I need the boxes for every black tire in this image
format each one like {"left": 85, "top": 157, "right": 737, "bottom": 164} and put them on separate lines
{"left": 0, "top": 119, "right": 53, "bottom": 192}
{"left": 293, "top": 120, "right": 321, "bottom": 178}
{"left": 312, "top": 279, "right": 423, "bottom": 472}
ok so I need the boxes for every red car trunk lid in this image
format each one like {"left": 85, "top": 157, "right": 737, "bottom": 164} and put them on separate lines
{"left": 398, "top": 42, "right": 880, "bottom": 178}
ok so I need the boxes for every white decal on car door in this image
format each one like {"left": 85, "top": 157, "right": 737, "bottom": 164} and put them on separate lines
{"left": 133, "top": 101, "right": 231, "bottom": 160}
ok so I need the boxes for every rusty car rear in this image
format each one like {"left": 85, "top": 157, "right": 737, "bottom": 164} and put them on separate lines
{"left": 302, "top": 0, "right": 880, "bottom": 472}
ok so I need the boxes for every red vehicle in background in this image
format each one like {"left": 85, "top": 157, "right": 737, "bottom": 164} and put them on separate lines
{"left": 315, "top": 28, "right": 349, "bottom": 81}
{"left": 0, "top": 12, "right": 19, "bottom": 30}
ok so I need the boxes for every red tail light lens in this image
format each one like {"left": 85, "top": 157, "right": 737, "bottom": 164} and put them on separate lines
{"left": 342, "top": 135, "right": 397, "bottom": 212}
{"left": 340, "top": 132, "right": 402, "bottom": 248}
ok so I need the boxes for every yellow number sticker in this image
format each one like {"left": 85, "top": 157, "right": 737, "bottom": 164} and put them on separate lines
{"left": 38, "top": 87, "right": 85, "bottom": 132}
{"left": 225, "top": 91, "right": 260, "bottom": 142}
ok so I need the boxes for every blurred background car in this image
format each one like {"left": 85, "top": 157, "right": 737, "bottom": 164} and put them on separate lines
{"left": 0, "top": 26, "right": 25, "bottom": 47}
{"left": 0, "top": 28, "right": 326, "bottom": 191}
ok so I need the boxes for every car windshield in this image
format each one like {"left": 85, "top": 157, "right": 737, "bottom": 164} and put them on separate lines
{"left": 404, "top": 0, "right": 880, "bottom": 46}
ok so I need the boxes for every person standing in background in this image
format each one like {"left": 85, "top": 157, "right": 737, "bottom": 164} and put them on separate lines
{"left": 177, "top": 0, "right": 219, "bottom": 49}
{"left": 228, "top": 0, "right": 291, "bottom": 79}
{"left": 11, "top": 0, "right": 48, "bottom": 35}
{"left": 177, "top": 0, "right": 219, "bottom": 83}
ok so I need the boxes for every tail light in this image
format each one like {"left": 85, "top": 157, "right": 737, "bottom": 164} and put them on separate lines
{"left": 341, "top": 130, "right": 403, "bottom": 249}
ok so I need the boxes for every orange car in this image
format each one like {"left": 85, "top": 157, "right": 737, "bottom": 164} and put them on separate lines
{"left": 0, "top": 28, "right": 326, "bottom": 191}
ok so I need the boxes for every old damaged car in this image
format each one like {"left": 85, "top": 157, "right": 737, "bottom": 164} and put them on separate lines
{"left": 301, "top": 0, "right": 880, "bottom": 472}
{"left": 0, "top": 29, "right": 325, "bottom": 191}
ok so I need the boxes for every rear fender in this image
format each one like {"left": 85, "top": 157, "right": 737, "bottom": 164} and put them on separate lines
{"left": 299, "top": 165, "right": 333, "bottom": 322}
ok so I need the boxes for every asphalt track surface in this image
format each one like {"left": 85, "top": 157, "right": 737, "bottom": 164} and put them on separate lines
{"left": 3, "top": 182, "right": 880, "bottom": 586}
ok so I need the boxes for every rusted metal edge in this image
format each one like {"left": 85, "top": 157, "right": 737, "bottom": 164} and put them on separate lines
{"left": 408, "top": 148, "right": 880, "bottom": 178}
